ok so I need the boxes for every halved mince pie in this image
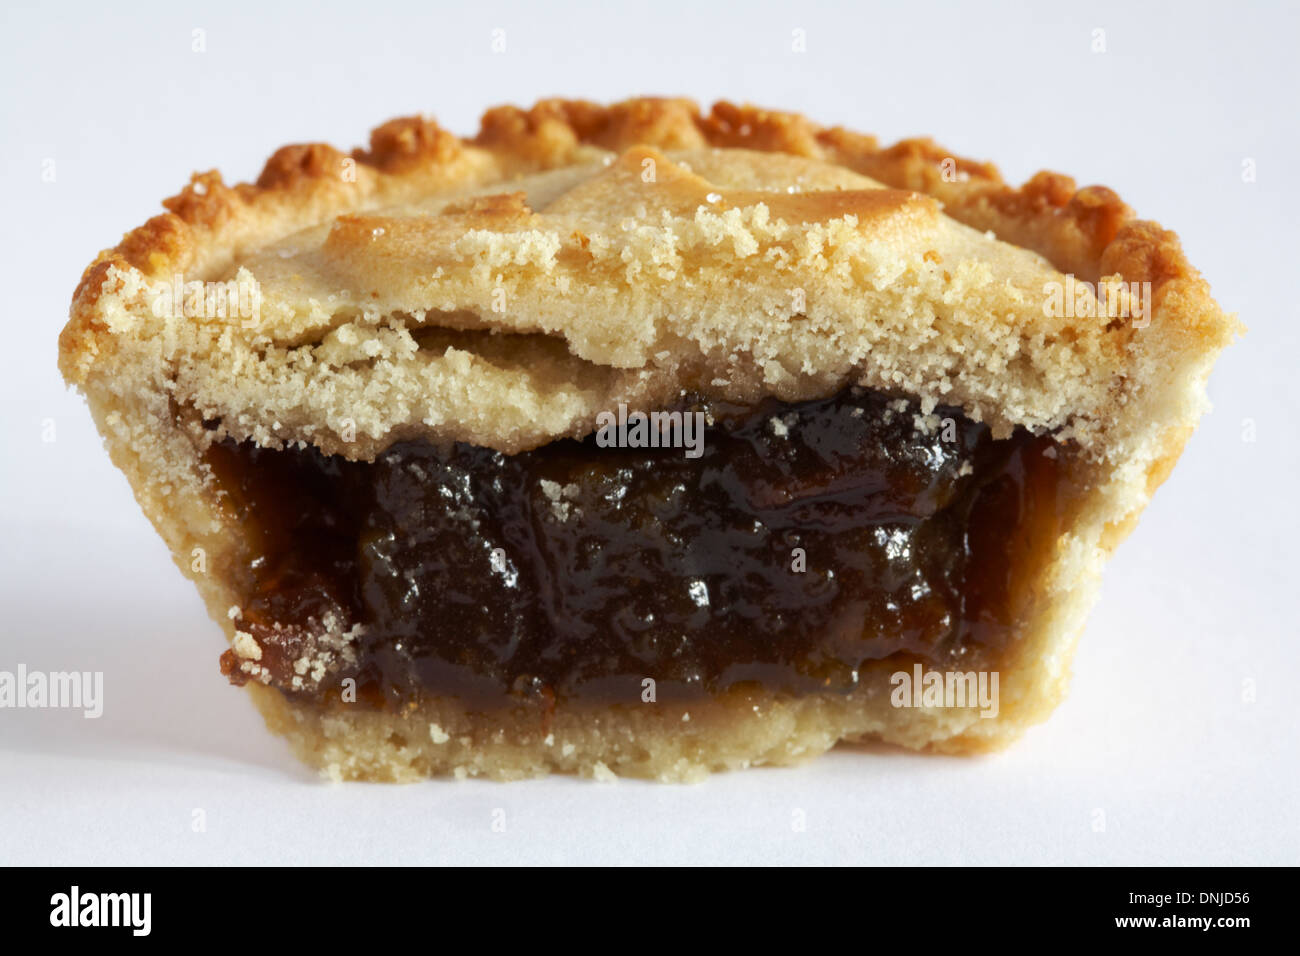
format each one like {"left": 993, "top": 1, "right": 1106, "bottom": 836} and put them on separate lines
{"left": 59, "top": 99, "right": 1238, "bottom": 781}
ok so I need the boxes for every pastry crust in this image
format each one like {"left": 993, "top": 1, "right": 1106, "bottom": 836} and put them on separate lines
{"left": 58, "top": 98, "right": 1239, "bottom": 781}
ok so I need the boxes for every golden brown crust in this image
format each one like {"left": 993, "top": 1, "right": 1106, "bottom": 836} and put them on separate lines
{"left": 57, "top": 99, "right": 1208, "bottom": 368}
{"left": 57, "top": 97, "right": 1240, "bottom": 782}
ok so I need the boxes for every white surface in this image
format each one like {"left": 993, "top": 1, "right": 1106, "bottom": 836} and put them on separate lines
{"left": 2, "top": 0, "right": 1296, "bottom": 866}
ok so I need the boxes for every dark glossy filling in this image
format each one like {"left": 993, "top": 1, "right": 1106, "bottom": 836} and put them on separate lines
{"left": 207, "top": 388, "right": 1064, "bottom": 709}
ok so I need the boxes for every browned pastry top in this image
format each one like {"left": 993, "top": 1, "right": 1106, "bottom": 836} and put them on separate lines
{"left": 59, "top": 98, "right": 1237, "bottom": 461}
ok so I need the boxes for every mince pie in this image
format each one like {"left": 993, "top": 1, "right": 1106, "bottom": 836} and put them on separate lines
{"left": 58, "top": 99, "right": 1239, "bottom": 780}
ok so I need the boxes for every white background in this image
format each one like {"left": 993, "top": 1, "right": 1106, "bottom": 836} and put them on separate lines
{"left": 2, "top": 0, "right": 1296, "bottom": 865}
